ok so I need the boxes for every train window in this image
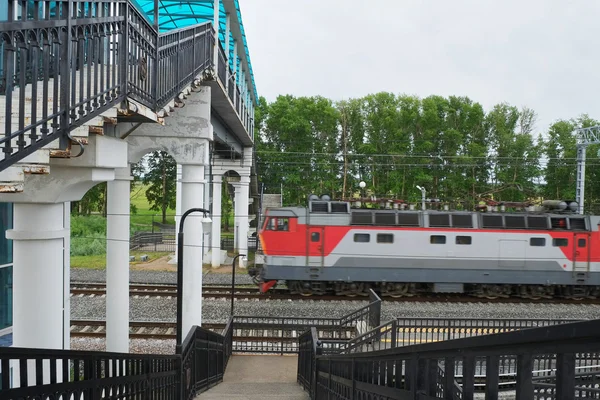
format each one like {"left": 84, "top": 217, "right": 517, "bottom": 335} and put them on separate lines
{"left": 375, "top": 212, "right": 396, "bottom": 226}
{"left": 569, "top": 218, "right": 587, "bottom": 231}
{"left": 482, "top": 215, "right": 503, "bottom": 229}
{"left": 552, "top": 238, "right": 568, "bottom": 247}
{"left": 351, "top": 211, "right": 373, "bottom": 225}
{"left": 429, "top": 214, "right": 450, "bottom": 227}
{"left": 430, "top": 235, "right": 446, "bottom": 244}
{"left": 354, "top": 233, "right": 370, "bottom": 243}
{"left": 528, "top": 216, "right": 549, "bottom": 230}
{"left": 311, "top": 232, "right": 320, "bottom": 242}
{"left": 377, "top": 233, "right": 394, "bottom": 244}
{"left": 578, "top": 238, "right": 586, "bottom": 248}
{"left": 277, "top": 218, "right": 289, "bottom": 231}
{"left": 505, "top": 215, "right": 526, "bottom": 229}
{"left": 397, "top": 213, "right": 420, "bottom": 227}
{"left": 265, "top": 218, "right": 276, "bottom": 231}
{"left": 452, "top": 214, "right": 473, "bottom": 228}
{"left": 530, "top": 238, "right": 545, "bottom": 247}
{"left": 456, "top": 236, "right": 472, "bottom": 245}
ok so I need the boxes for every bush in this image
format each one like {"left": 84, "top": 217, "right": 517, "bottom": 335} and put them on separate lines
{"left": 71, "top": 216, "right": 107, "bottom": 256}
{"left": 71, "top": 235, "right": 106, "bottom": 256}
{"left": 71, "top": 215, "right": 106, "bottom": 237}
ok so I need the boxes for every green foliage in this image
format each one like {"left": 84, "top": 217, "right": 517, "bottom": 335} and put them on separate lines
{"left": 70, "top": 215, "right": 106, "bottom": 256}
{"left": 221, "top": 179, "right": 233, "bottom": 232}
{"left": 143, "top": 151, "right": 177, "bottom": 224}
{"left": 256, "top": 93, "right": 599, "bottom": 212}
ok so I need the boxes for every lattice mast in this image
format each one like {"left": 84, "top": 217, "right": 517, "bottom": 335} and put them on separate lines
{"left": 574, "top": 125, "right": 600, "bottom": 214}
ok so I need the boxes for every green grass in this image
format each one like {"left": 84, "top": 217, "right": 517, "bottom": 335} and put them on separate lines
{"left": 71, "top": 251, "right": 171, "bottom": 269}
{"left": 129, "top": 183, "right": 175, "bottom": 233}
{"left": 71, "top": 183, "right": 241, "bottom": 269}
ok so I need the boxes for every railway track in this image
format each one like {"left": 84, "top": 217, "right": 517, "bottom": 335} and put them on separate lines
{"left": 70, "top": 320, "right": 225, "bottom": 339}
{"left": 69, "top": 282, "right": 600, "bottom": 304}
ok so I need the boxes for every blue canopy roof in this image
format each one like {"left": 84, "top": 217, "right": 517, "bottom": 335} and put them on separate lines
{"left": 132, "top": 0, "right": 258, "bottom": 103}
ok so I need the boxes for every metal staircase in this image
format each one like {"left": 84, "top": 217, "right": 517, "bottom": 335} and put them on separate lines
{"left": 1, "top": 0, "right": 244, "bottom": 187}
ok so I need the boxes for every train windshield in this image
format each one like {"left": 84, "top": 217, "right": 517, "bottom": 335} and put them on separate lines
{"left": 262, "top": 217, "right": 293, "bottom": 232}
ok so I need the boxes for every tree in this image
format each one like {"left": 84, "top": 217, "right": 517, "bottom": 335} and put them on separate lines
{"left": 143, "top": 151, "right": 176, "bottom": 224}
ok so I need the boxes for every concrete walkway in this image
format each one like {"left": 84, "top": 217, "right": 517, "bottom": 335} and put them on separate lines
{"left": 196, "top": 355, "right": 309, "bottom": 399}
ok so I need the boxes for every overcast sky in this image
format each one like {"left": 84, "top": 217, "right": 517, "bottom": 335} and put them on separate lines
{"left": 240, "top": 0, "right": 600, "bottom": 134}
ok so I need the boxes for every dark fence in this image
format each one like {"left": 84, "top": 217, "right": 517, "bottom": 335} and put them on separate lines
{"left": 311, "top": 319, "right": 600, "bottom": 400}
{"left": 228, "top": 290, "right": 381, "bottom": 354}
{"left": 298, "top": 312, "right": 600, "bottom": 399}
{"left": 180, "top": 321, "right": 232, "bottom": 399}
{"left": 0, "top": 0, "right": 253, "bottom": 172}
{"left": 130, "top": 230, "right": 175, "bottom": 252}
{"left": 220, "top": 236, "right": 258, "bottom": 251}
{"left": 0, "top": 320, "right": 233, "bottom": 400}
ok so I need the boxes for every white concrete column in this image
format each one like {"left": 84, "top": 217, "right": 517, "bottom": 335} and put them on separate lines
{"left": 62, "top": 202, "right": 70, "bottom": 350}
{"left": 106, "top": 165, "right": 131, "bottom": 353}
{"left": 181, "top": 164, "right": 205, "bottom": 332}
{"left": 173, "top": 164, "right": 182, "bottom": 262}
{"left": 233, "top": 183, "right": 242, "bottom": 252}
{"left": 237, "top": 176, "right": 250, "bottom": 261}
{"left": 211, "top": 175, "right": 223, "bottom": 267}
{"left": 203, "top": 167, "right": 211, "bottom": 258}
{"left": 8, "top": 203, "right": 66, "bottom": 349}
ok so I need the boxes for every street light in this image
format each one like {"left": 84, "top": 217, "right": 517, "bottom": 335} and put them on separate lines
{"left": 359, "top": 181, "right": 366, "bottom": 206}
{"left": 416, "top": 185, "right": 426, "bottom": 211}
{"left": 176, "top": 207, "right": 212, "bottom": 354}
{"left": 231, "top": 254, "right": 247, "bottom": 316}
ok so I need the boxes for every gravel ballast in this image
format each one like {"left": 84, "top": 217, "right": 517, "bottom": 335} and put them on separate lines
{"left": 69, "top": 269, "right": 600, "bottom": 354}
{"left": 69, "top": 295, "right": 600, "bottom": 353}
{"left": 70, "top": 269, "right": 255, "bottom": 285}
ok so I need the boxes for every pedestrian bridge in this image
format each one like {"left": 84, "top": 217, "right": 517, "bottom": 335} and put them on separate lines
{"left": 0, "top": 0, "right": 259, "bottom": 357}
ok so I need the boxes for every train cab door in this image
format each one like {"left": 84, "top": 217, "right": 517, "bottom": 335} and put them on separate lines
{"left": 573, "top": 233, "right": 591, "bottom": 278}
{"left": 307, "top": 227, "right": 325, "bottom": 268}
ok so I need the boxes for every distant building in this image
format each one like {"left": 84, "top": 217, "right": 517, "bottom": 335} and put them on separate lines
{"left": 0, "top": 203, "right": 12, "bottom": 336}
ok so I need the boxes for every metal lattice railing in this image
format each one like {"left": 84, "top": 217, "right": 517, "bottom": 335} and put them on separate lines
{"left": 0, "top": 0, "right": 253, "bottom": 173}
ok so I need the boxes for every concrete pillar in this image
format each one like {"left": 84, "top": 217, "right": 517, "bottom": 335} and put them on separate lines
{"left": 173, "top": 164, "right": 182, "bottom": 262}
{"left": 211, "top": 175, "right": 222, "bottom": 267}
{"left": 8, "top": 203, "right": 67, "bottom": 349}
{"left": 234, "top": 176, "right": 250, "bottom": 260}
{"left": 62, "top": 202, "right": 70, "bottom": 350}
{"left": 106, "top": 165, "right": 131, "bottom": 352}
{"left": 204, "top": 167, "right": 211, "bottom": 258}
{"left": 233, "top": 183, "right": 242, "bottom": 252}
{"left": 181, "top": 163, "right": 205, "bottom": 332}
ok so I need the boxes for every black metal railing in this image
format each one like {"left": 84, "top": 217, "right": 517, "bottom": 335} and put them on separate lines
{"left": 206, "top": 290, "right": 381, "bottom": 355}
{"left": 311, "top": 320, "right": 600, "bottom": 400}
{"left": 298, "top": 313, "right": 600, "bottom": 399}
{"left": 0, "top": 323, "right": 230, "bottom": 399}
{"left": 180, "top": 323, "right": 230, "bottom": 400}
{"left": 0, "top": 0, "right": 254, "bottom": 173}
{"left": 298, "top": 327, "right": 320, "bottom": 399}
{"left": 1, "top": 0, "right": 128, "bottom": 172}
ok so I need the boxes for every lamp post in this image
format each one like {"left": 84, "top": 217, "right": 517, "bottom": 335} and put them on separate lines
{"left": 231, "top": 254, "right": 247, "bottom": 316}
{"left": 416, "top": 185, "right": 426, "bottom": 211}
{"left": 359, "top": 181, "right": 366, "bottom": 207}
{"left": 176, "top": 207, "right": 212, "bottom": 354}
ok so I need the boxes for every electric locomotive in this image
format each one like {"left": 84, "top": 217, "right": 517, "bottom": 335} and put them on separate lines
{"left": 249, "top": 195, "right": 600, "bottom": 300}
